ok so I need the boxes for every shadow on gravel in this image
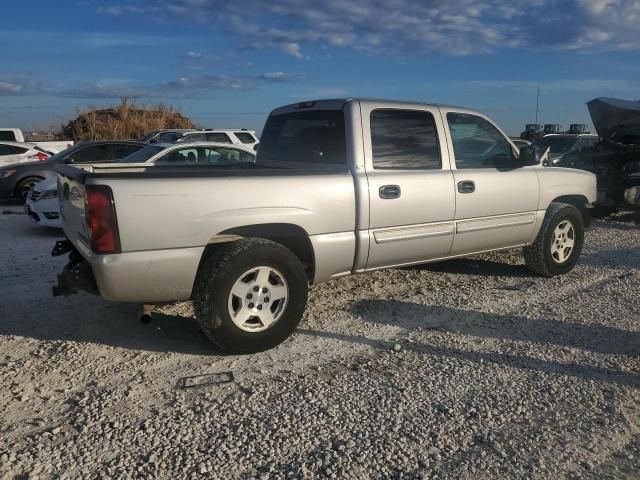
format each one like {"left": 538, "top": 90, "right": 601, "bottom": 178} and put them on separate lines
{"left": 299, "top": 327, "right": 640, "bottom": 388}
{"left": 405, "top": 258, "right": 535, "bottom": 278}
{"left": 299, "top": 300, "right": 640, "bottom": 388}
{"left": 581, "top": 246, "right": 640, "bottom": 269}
{"left": 0, "top": 301, "right": 219, "bottom": 356}
{"left": 350, "top": 300, "right": 640, "bottom": 358}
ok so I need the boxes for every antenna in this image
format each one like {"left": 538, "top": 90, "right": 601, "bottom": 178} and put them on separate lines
{"left": 535, "top": 83, "right": 540, "bottom": 124}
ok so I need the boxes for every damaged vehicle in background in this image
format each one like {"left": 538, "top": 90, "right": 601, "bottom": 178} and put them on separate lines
{"left": 533, "top": 134, "right": 599, "bottom": 166}
{"left": 550, "top": 97, "right": 640, "bottom": 216}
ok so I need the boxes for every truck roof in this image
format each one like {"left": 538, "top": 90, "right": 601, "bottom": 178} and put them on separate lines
{"left": 271, "top": 98, "right": 476, "bottom": 115}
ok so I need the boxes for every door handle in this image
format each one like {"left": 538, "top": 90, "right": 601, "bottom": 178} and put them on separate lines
{"left": 457, "top": 181, "right": 475, "bottom": 194}
{"left": 379, "top": 185, "right": 401, "bottom": 199}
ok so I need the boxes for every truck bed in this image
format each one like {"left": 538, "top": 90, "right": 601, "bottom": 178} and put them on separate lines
{"left": 55, "top": 162, "right": 357, "bottom": 302}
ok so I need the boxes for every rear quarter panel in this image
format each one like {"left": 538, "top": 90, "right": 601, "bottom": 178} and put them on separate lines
{"left": 102, "top": 173, "right": 356, "bottom": 253}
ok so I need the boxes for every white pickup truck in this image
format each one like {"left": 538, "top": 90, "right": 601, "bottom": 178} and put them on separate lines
{"left": 0, "top": 128, "right": 73, "bottom": 153}
{"left": 54, "top": 99, "right": 597, "bottom": 353}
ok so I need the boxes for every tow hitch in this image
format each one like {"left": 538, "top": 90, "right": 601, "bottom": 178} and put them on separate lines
{"left": 52, "top": 240, "right": 98, "bottom": 297}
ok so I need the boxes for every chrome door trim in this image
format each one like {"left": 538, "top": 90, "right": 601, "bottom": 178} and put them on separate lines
{"left": 456, "top": 212, "right": 536, "bottom": 234}
{"left": 373, "top": 221, "right": 455, "bottom": 244}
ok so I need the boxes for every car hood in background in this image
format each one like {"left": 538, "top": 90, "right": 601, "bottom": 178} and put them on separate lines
{"left": 587, "top": 97, "right": 640, "bottom": 145}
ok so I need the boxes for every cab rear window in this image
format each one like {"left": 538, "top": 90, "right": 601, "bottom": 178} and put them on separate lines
{"left": 257, "top": 110, "right": 346, "bottom": 165}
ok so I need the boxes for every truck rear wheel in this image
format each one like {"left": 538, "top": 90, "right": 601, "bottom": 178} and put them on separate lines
{"left": 193, "top": 238, "right": 308, "bottom": 353}
{"left": 523, "top": 202, "right": 584, "bottom": 276}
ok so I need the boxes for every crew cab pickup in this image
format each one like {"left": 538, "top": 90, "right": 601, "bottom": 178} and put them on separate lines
{"left": 54, "top": 99, "right": 597, "bottom": 353}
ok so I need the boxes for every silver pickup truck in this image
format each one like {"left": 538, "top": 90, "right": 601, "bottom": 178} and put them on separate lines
{"left": 54, "top": 99, "right": 597, "bottom": 353}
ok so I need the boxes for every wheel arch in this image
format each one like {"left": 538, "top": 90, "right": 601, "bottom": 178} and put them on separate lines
{"left": 550, "top": 195, "right": 591, "bottom": 227}
{"left": 14, "top": 174, "right": 46, "bottom": 199}
{"left": 200, "top": 223, "right": 316, "bottom": 282}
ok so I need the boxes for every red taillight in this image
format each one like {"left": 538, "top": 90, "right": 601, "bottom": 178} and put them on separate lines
{"left": 29, "top": 152, "right": 49, "bottom": 161}
{"left": 85, "top": 185, "right": 120, "bottom": 254}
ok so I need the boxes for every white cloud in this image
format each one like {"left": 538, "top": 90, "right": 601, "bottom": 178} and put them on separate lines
{"left": 98, "top": 0, "right": 640, "bottom": 56}
{"left": 0, "top": 81, "right": 24, "bottom": 95}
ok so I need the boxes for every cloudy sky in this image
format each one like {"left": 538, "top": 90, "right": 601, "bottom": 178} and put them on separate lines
{"left": 2, "top": 0, "right": 640, "bottom": 135}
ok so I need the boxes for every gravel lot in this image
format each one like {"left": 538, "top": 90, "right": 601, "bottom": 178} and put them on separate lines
{"left": 0, "top": 204, "right": 638, "bottom": 479}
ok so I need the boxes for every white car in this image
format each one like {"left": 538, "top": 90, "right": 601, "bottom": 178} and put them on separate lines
{"left": 146, "top": 129, "right": 259, "bottom": 149}
{"left": 0, "top": 141, "right": 54, "bottom": 166}
{"left": 26, "top": 177, "right": 60, "bottom": 227}
{"left": 27, "top": 142, "right": 256, "bottom": 228}
{"left": 119, "top": 142, "right": 256, "bottom": 165}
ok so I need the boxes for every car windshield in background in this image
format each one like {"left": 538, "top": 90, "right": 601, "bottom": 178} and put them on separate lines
{"left": 257, "top": 110, "right": 346, "bottom": 165}
{"left": 121, "top": 146, "right": 165, "bottom": 163}
{"left": 139, "top": 131, "right": 159, "bottom": 142}
{"left": 533, "top": 136, "right": 577, "bottom": 154}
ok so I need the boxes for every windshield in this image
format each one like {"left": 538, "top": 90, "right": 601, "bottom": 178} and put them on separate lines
{"left": 533, "top": 136, "right": 577, "bottom": 154}
{"left": 257, "top": 110, "right": 346, "bottom": 165}
{"left": 121, "top": 146, "right": 165, "bottom": 163}
{"left": 139, "top": 131, "right": 159, "bottom": 142}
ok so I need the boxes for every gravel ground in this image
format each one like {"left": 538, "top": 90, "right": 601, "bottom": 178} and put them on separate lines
{"left": 0, "top": 204, "right": 638, "bottom": 479}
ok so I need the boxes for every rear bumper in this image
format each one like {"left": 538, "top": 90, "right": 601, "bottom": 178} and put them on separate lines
{"left": 54, "top": 240, "right": 204, "bottom": 303}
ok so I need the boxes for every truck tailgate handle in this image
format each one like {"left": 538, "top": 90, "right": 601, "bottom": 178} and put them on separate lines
{"left": 379, "top": 185, "right": 401, "bottom": 199}
{"left": 457, "top": 181, "right": 475, "bottom": 194}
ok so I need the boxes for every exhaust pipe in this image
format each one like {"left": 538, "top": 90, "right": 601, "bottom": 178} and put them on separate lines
{"left": 139, "top": 304, "right": 154, "bottom": 324}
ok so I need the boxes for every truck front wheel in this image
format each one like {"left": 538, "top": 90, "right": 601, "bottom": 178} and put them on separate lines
{"left": 523, "top": 202, "right": 585, "bottom": 276}
{"left": 193, "top": 238, "right": 308, "bottom": 353}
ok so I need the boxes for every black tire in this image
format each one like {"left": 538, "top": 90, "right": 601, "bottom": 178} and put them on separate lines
{"left": 523, "top": 202, "right": 585, "bottom": 276}
{"left": 16, "top": 176, "right": 43, "bottom": 202}
{"left": 193, "top": 238, "right": 308, "bottom": 354}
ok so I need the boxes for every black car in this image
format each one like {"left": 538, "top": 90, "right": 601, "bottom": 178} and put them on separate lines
{"left": 0, "top": 141, "right": 146, "bottom": 201}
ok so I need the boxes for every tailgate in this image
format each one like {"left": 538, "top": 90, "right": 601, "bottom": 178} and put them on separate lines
{"left": 56, "top": 165, "right": 92, "bottom": 256}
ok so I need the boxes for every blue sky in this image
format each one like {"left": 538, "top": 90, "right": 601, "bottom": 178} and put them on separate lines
{"left": 1, "top": 0, "right": 640, "bottom": 135}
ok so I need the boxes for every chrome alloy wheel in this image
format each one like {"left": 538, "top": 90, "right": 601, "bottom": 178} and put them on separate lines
{"left": 550, "top": 220, "right": 575, "bottom": 264}
{"left": 227, "top": 266, "right": 289, "bottom": 332}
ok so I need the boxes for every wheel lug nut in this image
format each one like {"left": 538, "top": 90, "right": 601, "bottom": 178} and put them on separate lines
{"left": 253, "top": 286, "right": 259, "bottom": 292}
{"left": 262, "top": 288, "right": 268, "bottom": 293}
{"left": 247, "top": 294, "right": 252, "bottom": 299}
{"left": 257, "top": 305, "right": 263, "bottom": 310}
{"left": 248, "top": 303, "right": 254, "bottom": 308}
{"left": 264, "top": 297, "right": 269, "bottom": 303}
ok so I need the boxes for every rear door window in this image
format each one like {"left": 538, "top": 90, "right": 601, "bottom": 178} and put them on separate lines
{"left": 233, "top": 132, "right": 256, "bottom": 144}
{"left": 110, "top": 144, "right": 144, "bottom": 160}
{"left": 205, "top": 132, "right": 232, "bottom": 143}
{"left": 68, "top": 145, "right": 111, "bottom": 163}
{"left": 8, "top": 146, "right": 28, "bottom": 154}
{"left": 0, "top": 132, "right": 16, "bottom": 141}
{"left": 257, "top": 110, "right": 346, "bottom": 165}
{"left": 182, "top": 133, "right": 206, "bottom": 142}
{"left": 371, "top": 109, "right": 441, "bottom": 169}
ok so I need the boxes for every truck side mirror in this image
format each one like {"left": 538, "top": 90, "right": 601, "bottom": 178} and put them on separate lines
{"left": 518, "top": 146, "right": 539, "bottom": 166}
